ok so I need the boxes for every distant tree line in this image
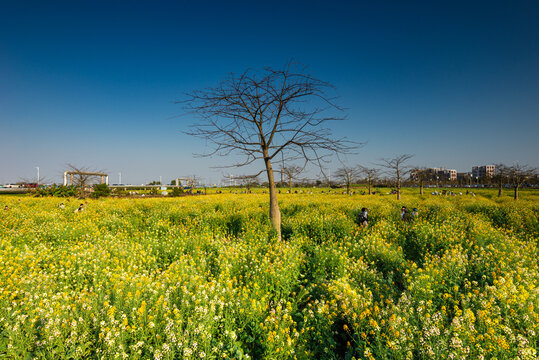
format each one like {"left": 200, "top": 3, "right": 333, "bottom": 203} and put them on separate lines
{"left": 228, "top": 156, "right": 537, "bottom": 202}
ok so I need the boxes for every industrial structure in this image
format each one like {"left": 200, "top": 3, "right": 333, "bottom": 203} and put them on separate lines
{"left": 63, "top": 171, "right": 109, "bottom": 186}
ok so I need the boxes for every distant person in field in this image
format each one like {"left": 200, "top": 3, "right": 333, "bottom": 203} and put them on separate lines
{"left": 3, "top": 205, "right": 8, "bottom": 211}
{"left": 401, "top": 206, "right": 412, "bottom": 222}
{"left": 59, "top": 203, "right": 65, "bottom": 210}
{"left": 412, "top": 208, "right": 418, "bottom": 218}
{"left": 358, "top": 207, "right": 369, "bottom": 227}
{"left": 75, "top": 203, "right": 85, "bottom": 213}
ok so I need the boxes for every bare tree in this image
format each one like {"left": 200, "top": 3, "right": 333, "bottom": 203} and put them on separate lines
{"left": 410, "top": 167, "right": 429, "bottom": 195}
{"left": 458, "top": 172, "right": 472, "bottom": 187}
{"left": 232, "top": 174, "right": 260, "bottom": 191}
{"left": 18, "top": 176, "right": 50, "bottom": 187}
{"left": 182, "top": 175, "right": 201, "bottom": 193}
{"left": 359, "top": 166, "right": 379, "bottom": 195}
{"left": 493, "top": 164, "right": 510, "bottom": 197}
{"left": 378, "top": 154, "right": 414, "bottom": 200}
{"left": 335, "top": 166, "right": 361, "bottom": 194}
{"left": 281, "top": 165, "right": 303, "bottom": 191}
{"left": 182, "top": 62, "right": 357, "bottom": 238}
{"left": 507, "top": 164, "right": 536, "bottom": 200}
{"left": 66, "top": 164, "right": 107, "bottom": 197}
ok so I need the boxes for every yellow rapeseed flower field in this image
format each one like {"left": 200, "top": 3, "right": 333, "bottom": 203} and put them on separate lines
{"left": 0, "top": 189, "right": 538, "bottom": 359}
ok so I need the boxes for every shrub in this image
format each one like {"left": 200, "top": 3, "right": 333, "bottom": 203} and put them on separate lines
{"left": 91, "top": 183, "right": 111, "bottom": 198}
{"left": 168, "top": 187, "right": 184, "bottom": 197}
{"left": 34, "top": 185, "right": 77, "bottom": 197}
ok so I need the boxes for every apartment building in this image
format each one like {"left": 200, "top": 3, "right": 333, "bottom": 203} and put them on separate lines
{"left": 472, "top": 165, "right": 495, "bottom": 179}
{"left": 410, "top": 167, "right": 457, "bottom": 181}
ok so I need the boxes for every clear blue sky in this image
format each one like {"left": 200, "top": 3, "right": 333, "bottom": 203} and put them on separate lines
{"left": 1, "top": 0, "right": 538, "bottom": 185}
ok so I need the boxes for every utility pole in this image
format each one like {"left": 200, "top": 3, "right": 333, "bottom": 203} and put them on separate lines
{"left": 281, "top": 152, "right": 284, "bottom": 185}
{"left": 328, "top": 168, "right": 331, "bottom": 184}
{"left": 159, "top": 176, "right": 162, "bottom": 185}
{"left": 119, "top": 172, "right": 122, "bottom": 185}
{"left": 36, "top": 166, "right": 39, "bottom": 187}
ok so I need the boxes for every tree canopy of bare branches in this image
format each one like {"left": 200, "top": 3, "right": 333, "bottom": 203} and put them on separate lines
{"left": 281, "top": 165, "right": 303, "bottom": 190}
{"left": 378, "top": 154, "right": 414, "bottom": 200}
{"left": 410, "top": 167, "right": 429, "bottom": 195}
{"left": 66, "top": 164, "right": 107, "bottom": 198}
{"left": 231, "top": 174, "right": 260, "bottom": 191}
{"left": 359, "top": 166, "right": 380, "bottom": 195}
{"left": 182, "top": 61, "right": 357, "bottom": 238}
{"left": 493, "top": 163, "right": 510, "bottom": 197}
{"left": 335, "top": 166, "right": 361, "bottom": 194}
{"left": 507, "top": 164, "right": 536, "bottom": 200}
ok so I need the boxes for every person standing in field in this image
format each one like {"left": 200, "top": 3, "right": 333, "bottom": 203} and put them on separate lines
{"left": 401, "top": 206, "right": 412, "bottom": 222}
{"left": 75, "top": 203, "right": 84, "bottom": 213}
{"left": 358, "top": 207, "right": 369, "bottom": 227}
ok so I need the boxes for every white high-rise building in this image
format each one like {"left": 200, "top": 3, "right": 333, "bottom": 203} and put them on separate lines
{"left": 472, "top": 165, "right": 495, "bottom": 178}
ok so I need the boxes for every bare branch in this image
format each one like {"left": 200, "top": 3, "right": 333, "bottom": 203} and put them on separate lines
{"left": 376, "top": 154, "right": 414, "bottom": 200}
{"left": 334, "top": 165, "right": 361, "bottom": 194}
{"left": 281, "top": 165, "right": 304, "bottom": 189}
{"left": 507, "top": 163, "right": 537, "bottom": 199}
{"left": 181, "top": 61, "right": 360, "bottom": 167}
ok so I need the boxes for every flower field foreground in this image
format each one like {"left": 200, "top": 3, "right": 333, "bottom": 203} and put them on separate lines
{"left": 1, "top": 191, "right": 538, "bottom": 359}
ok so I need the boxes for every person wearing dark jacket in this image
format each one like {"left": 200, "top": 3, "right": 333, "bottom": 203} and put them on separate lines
{"left": 358, "top": 207, "right": 369, "bottom": 227}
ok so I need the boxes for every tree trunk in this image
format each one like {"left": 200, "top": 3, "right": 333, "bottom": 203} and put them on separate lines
{"left": 397, "top": 177, "right": 401, "bottom": 200}
{"left": 346, "top": 182, "right": 350, "bottom": 194}
{"left": 514, "top": 185, "right": 519, "bottom": 200}
{"left": 498, "top": 181, "right": 502, "bottom": 197}
{"left": 368, "top": 179, "right": 372, "bottom": 195}
{"left": 265, "top": 156, "right": 282, "bottom": 239}
{"left": 420, "top": 179, "right": 424, "bottom": 195}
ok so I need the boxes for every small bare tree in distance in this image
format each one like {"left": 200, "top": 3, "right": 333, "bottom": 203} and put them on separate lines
{"left": 411, "top": 167, "right": 429, "bottom": 195}
{"left": 508, "top": 164, "right": 536, "bottom": 200}
{"left": 359, "top": 166, "right": 379, "bottom": 195}
{"left": 493, "top": 163, "right": 510, "bottom": 197}
{"left": 378, "top": 154, "right": 414, "bottom": 200}
{"left": 18, "top": 176, "right": 49, "bottom": 187}
{"left": 182, "top": 61, "right": 357, "bottom": 239}
{"left": 335, "top": 165, "right": 361, "bottom": 194}
{"left": 232, "top": 174, "right": 260, "bottom": 192}
{"left": 281, "top": 165, "right": 303, "bottom": 191}
{"left": 66, "top": 164, "right": 106, "bottom": 197}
